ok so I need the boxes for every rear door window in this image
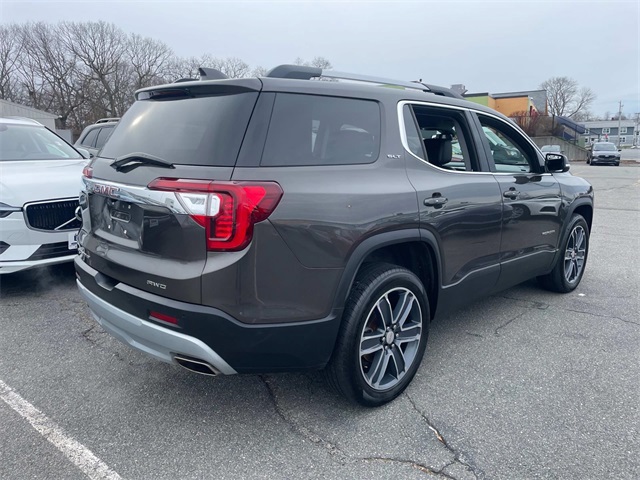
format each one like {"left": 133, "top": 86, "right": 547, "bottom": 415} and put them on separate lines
{"left": 95, "top": 126, "right": 114, "bottom": 149}
{"left": 261, "top": 94, "right": 381, "bottom": 166}
{"left": 100, "top": 92, "right": 258, "bottom": 166}
{"left": 80, "top": 128, "right": 99, "bottom": 148}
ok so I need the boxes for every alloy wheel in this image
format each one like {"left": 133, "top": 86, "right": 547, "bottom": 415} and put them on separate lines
{"left": 359, "top": 288, "right": 422, "bottom": 390}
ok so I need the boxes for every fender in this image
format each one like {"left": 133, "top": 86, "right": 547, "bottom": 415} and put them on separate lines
{"left": 548, "top": 196, "right": 594, "bottom": 269}
{"left": 330, "top": 228, "right": 443, "bottom": 314}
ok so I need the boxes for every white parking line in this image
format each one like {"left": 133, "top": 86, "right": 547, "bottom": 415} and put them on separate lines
{"left": 0, "top": 379, "right": 122, "bottom": 480}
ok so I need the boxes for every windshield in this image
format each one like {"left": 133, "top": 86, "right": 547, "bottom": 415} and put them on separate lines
{"left": 100, "top": 93, "right": 258, "bottom": 166}
{"left": 594, "top": 143, "right": 616, "bottom": 151}
{"left": 0, "top": 124, "right": 81, "bottom": 161}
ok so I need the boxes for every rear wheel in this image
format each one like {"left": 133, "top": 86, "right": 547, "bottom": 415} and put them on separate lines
{"left": 538, "top": 214, "right": 589, "bottom": 293}
{"left": 326, "top": 263, "right": 429, "bottom": 407}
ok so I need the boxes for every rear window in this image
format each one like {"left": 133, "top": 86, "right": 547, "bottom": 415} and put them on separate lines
{"left": 261, "top": 93, "right": 381, "bottom": 166}
{"left": 99, "top": 93, "right": 258, "bottom": 166}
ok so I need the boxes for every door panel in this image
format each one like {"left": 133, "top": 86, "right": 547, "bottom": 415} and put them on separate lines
{"left": 473, "top": 114, "right": 562, "bottom": 289}
{"left": 401, "top": 104, "right": 503, "bottom": 302}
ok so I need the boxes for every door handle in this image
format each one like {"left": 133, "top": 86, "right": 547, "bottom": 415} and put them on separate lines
{"left": 503, "top": 190, "right": 520, "bottom": 199}
{"left": 424, "top": 197, "right": 448, "bottom": 207}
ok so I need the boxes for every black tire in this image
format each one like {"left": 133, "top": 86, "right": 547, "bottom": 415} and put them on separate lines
{"left": 538, "top": 214, "right": 589, "bottom": 293}
{"left": 325, "top": 263, "right": 430, "bottom": 407}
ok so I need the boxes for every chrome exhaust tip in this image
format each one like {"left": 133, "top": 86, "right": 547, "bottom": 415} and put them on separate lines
{"left": 173, "top": 355, "right": 219, "bottom": 376}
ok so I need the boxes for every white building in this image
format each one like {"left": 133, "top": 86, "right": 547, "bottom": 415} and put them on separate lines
{"left": 0, "top": 99, "right": 59, "bottom": 130}
{"left": 580, "top": 120, "right": 637, "bottom": 147}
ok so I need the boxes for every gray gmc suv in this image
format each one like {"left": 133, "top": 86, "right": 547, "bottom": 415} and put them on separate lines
{"left": 75, "top": 65, "right": 594, "bottom": 406}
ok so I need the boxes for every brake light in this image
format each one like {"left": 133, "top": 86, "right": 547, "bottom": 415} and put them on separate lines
{"left": 148, "top": 178, "right": 283, "bottom": 251}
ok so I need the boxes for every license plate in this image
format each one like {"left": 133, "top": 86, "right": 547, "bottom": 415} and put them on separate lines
{"left": 68, "top": 231, "right": 79, "bottom": 250}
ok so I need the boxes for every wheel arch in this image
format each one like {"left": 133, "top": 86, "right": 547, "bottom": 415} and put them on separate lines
{"left": 332, "top": 229, "right": 442, "bottom": 321}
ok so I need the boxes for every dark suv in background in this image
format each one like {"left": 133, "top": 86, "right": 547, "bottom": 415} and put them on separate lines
{"left": 74, "top": 117, "right": 120, "bottom": 158}
{"left": 75, "top": 65, "right": 594, "bottom": 406}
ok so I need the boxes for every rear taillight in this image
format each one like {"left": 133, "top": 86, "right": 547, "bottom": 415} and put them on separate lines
{"left": 148, "top": 178, "right": 283, "bottom": 251}
{"left": 82, "top": 165, "right": 93, "bottom": 178}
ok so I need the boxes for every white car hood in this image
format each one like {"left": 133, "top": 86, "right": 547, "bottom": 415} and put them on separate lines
{"left": 0, "top": 159, "right": 87, "bottom": 207}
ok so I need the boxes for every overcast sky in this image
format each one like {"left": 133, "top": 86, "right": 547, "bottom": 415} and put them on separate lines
{"left": 2, "top": 0, "right": 638, "bottom": 117}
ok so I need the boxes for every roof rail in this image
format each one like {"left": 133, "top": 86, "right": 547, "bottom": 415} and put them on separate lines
{"left": 198, "top": 67, "right": 228, "bottom": 80}
{"left": 266, "top": 64, "right": 430, "bottom": 92}
{"left": 95, "top": 117, "right": 120, "bottom": 124}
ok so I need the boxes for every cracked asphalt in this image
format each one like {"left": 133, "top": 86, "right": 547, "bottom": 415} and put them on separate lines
{"left": 1, "top": 164, "right": 638, "bottom": 479}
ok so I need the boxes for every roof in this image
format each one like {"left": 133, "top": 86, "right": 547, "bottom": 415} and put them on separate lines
{"left": 491, "top": 89, "right": 546, "bottom": 99}
{"left": 0, "top": 99, "right": 58, "bottom": 119}
{"left": 580, "top": 120, "right": 635, "bottom": 128}
{"left": 137, "top": 76, "right": 513, "bottom": 122}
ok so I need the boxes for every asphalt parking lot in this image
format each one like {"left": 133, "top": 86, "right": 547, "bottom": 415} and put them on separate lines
{"left": 1, "top": 164, "right": 638, "bottom": 480}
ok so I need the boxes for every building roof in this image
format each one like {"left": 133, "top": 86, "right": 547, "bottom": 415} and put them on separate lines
{"left": 580, "top": 120, "right": 635, "bottom": 128}
{"left": 0, "top": 99, "right": 58, "bottom": 120}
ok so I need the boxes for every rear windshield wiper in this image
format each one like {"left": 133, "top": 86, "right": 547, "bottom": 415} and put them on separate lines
{"left": 110, "top": 152, "right": 175, "bottom": 172}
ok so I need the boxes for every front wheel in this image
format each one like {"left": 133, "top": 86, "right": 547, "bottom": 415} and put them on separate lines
{"left": 538, "top": 214, "right": 589, "bottom": 293}
{"left": 325, "top": 263, "right": 429, "bottom": 407}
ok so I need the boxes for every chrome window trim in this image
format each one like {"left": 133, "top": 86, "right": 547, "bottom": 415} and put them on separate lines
{"left": 397, "top": 100, "right": 551, "bottom": 177}
{"left": 82, "top": 177, "right": 188, "bottom": 214}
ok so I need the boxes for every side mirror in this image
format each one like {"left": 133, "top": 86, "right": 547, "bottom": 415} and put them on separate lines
{"left": 76, "top": 147, "right": 92, "bottom": 159}
{"left": 618, "top": 149, "right": 622, "bottom": 152}
{"left": 545, "top": 153, "right": 570, "bottom": 172}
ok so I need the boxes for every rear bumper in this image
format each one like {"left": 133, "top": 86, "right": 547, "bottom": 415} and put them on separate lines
{"left": 77, "top": 281, "right": 237, "bottom": 374}
{"left": 75, "top": 256, "right": 341, "bottom": 373}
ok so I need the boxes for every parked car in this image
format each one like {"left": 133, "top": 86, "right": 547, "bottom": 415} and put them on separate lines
{"left": 587, "top": 142, "right": 620, "bottom": 166}
{"left": 74, "top": 118, "right": 119, "bottom": 158}
{"left": 541, "top": 144, "right": 562, "bottom": 154}
{"left": 75, "top": 65, "right": 594, "bottom": 406}
{"left": 0, "top": 117, "right": 88, "bottom": 274}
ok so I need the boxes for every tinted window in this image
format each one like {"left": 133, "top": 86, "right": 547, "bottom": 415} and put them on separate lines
{"left": 0, "top": 124, "right": 81, "bottom": 161}
{"left": 81, "top": 127, "right": 99, "bottom": 147}
{"left": 95, "top": 126, "right": 114, "bottom": 149}
{"left": 478, "top": 115, "right": 538, "bottom": 173}
{"left": 261, "top": 94, "right": 380, "bottom": 166}
{"left": 100, "top": 93, "right": 258, "bottom": 166}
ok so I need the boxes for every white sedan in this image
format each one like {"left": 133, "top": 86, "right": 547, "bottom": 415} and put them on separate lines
{"left": 0, "top": 117, "right": 88, "bottom": 274}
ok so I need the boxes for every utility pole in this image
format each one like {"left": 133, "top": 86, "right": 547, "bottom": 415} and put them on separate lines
{"left": 634, "top": 112, "right": 640, "bottom": 147}
{"left": 617, "top": 101, "right": 623, "bottom": 147}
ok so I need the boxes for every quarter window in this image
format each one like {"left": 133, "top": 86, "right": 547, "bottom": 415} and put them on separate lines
{"left": 477, "top": 115, "right": 538, "bottom": 173}
{"left": 95, "top": 126, "right": 114, "bottom": 149}
{"left": 261, "top": 94, "right": 381, "bottom": 166}
{"left": 80, "top": 128, "right": 99, "bottom": 148}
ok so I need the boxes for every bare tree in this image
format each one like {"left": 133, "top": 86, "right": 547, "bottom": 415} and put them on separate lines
{"left": 509, "top": 110, "right": 543, "bottom": 136}
{"left": 127, "top": 33, "right": 174, "bottom": 90}
{"left": 252, "top": 66, "right": 269, "bottom": 77}
{"left": 0, "top": 24, "right": 25, "bottom": 101}
{"left": 540, "top": 76, "right": 595, "bottom": 118}
{"left": 293, "top": 56, "right": 333, "bottom": 70}
{"left": 60, "top": 21, "right": 129, "bottom": 117}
